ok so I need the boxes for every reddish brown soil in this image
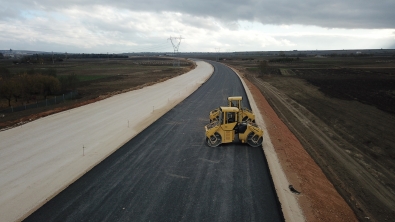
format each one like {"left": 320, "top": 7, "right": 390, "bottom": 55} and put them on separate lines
{"left": 224, "top": 57, "right": 395, "bottom": 222}
{"left": 2, "top": 57, "right": 393, "bottom": 221}
{"left": 241, "top": 73, "right": 358, "bottom": 221}
{"left": 246, "top": 74, "right": 395, "bottom": 222}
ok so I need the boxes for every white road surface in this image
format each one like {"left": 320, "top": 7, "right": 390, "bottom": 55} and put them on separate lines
{"left": 0, "top": 61, "right": 213, "bottom": 222}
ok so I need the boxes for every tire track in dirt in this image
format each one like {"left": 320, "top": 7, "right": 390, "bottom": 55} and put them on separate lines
{"left": 250, "top": 74, "right": 395, "bottom": 221}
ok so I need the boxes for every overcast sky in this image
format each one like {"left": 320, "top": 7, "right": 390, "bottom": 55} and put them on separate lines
{"left": 1, "top": 0, "right": 394, "bottom": 53}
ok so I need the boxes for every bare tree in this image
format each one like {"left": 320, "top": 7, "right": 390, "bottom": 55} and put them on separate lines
{"left": 0, "top": 79, "right": 15, "bottom": 106}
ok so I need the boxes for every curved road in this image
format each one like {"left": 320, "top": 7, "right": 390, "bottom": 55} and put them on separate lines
{"left": 26, "top": 61, "right": 283, "bottom": 221}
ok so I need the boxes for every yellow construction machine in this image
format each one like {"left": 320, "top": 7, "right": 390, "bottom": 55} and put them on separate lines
{"left": 205, "top": 106, "right": 263, "bottom": 147}
{"left": 209, "top": 96, "right": 255, "bottom": 123}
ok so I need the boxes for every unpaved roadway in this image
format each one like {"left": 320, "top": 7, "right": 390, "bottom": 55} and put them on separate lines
{"left": 25, "top": 61, "right": 284, "bottom": 221}
{"left": 0, "top": 61, "right": 211, "bottom": 221}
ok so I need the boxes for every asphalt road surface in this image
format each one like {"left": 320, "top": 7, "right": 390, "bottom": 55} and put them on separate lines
{"left": 25, "top": 61, "right": 284, "bottom": 222}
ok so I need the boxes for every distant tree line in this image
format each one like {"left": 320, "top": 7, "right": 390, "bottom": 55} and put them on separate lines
{"left": 269, "top": 57, "right": 300, "bottom": 63}
{"left": 10, "top": 53, "right": 128, "bottom": 64}
{"left": 68, "top": 53, "right": 128, "bottom": 59}
{"left": 13, "top": 54, "right": 63, "bottom": 64}
{"left": 0, "top": 67, "right": 79, "bottom": 107}
{"left": 325, "top": 53, "right": 373, "bottom": 57}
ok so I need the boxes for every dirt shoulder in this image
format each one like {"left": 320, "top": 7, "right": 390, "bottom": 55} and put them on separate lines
{"left": 221, "top": 56, "right": 395, "bottom": 221}
{"left": 235, "top": 68, "right": 395, "bottom": 221}
{"left": 246, "top": 75, "right": 395, "bottom": 222}
{"left": 236, "top": 68, "right": 358, "bottom": 221}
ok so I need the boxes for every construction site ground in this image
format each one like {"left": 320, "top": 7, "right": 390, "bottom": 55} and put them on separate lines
{"left": 2, "top": 56, "right": 395, "bottom": 221}
{"left": 0, "top": 61, "right": 212, "bottom": 222}
{"left": 223, "top": 57, "right": 395, "bottom": 222}
{"left": 0, "top": 58, "right": 194, "bottom": 130}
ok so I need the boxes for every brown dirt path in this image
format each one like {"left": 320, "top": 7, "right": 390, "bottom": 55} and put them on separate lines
{"left": 238, "top": 70, "right": 358, "bottom": 221}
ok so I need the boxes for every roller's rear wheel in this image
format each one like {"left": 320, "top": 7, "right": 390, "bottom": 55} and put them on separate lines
{"left": 206, "top": 133, "right": 222, "bottom": 147}
{"left": 247, "top": 132, "right": 263, "bottom": 147}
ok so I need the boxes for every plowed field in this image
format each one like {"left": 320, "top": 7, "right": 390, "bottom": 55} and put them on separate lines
{"left": 224, "top": 57, "right": 395, "bottom": 221}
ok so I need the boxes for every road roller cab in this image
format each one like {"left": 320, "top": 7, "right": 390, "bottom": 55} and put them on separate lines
{"left": 209, "top": 96, "right": 255, "bottom": 123}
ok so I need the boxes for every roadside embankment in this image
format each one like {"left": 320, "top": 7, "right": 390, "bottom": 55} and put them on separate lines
{"left": 228, "top": 66, "right": 304, "bottom": 221}
{"left": 0, "top": 61, "right": 213, "bottom": 222}
{"left": 229, "top": 65, "right": 357, "bottom": 222}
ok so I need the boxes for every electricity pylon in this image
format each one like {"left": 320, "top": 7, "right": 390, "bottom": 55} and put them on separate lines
{"left": 168, "top": 36, "right": 184, "bottom": 67}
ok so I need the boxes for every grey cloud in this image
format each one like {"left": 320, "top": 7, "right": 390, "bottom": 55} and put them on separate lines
{"left": 82, "top": 18, "right": 133, "bottom": 33}
{"left": 0, "top": 5, "right": 21, "bottom": 20}
{"left": 220, "top": 21, "right": 240, "bottom": 31}
{"left": 6, "top": 0, "right": 395, "bottom": 29}
{"left": 180, "top": 15, "right": 218, "bottom": 31}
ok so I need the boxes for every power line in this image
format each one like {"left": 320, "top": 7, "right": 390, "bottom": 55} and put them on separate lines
{"left": 168, "top": 36, "right": 184, "bottom": 66}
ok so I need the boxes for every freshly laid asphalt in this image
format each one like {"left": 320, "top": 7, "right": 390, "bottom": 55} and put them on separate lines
{"left": 25, "top": 61, "right": 284, "bottom": 222}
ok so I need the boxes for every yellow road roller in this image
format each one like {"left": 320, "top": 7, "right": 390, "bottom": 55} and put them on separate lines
{"left": 205, "top": 106, "right": 263, "bottom": 147}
